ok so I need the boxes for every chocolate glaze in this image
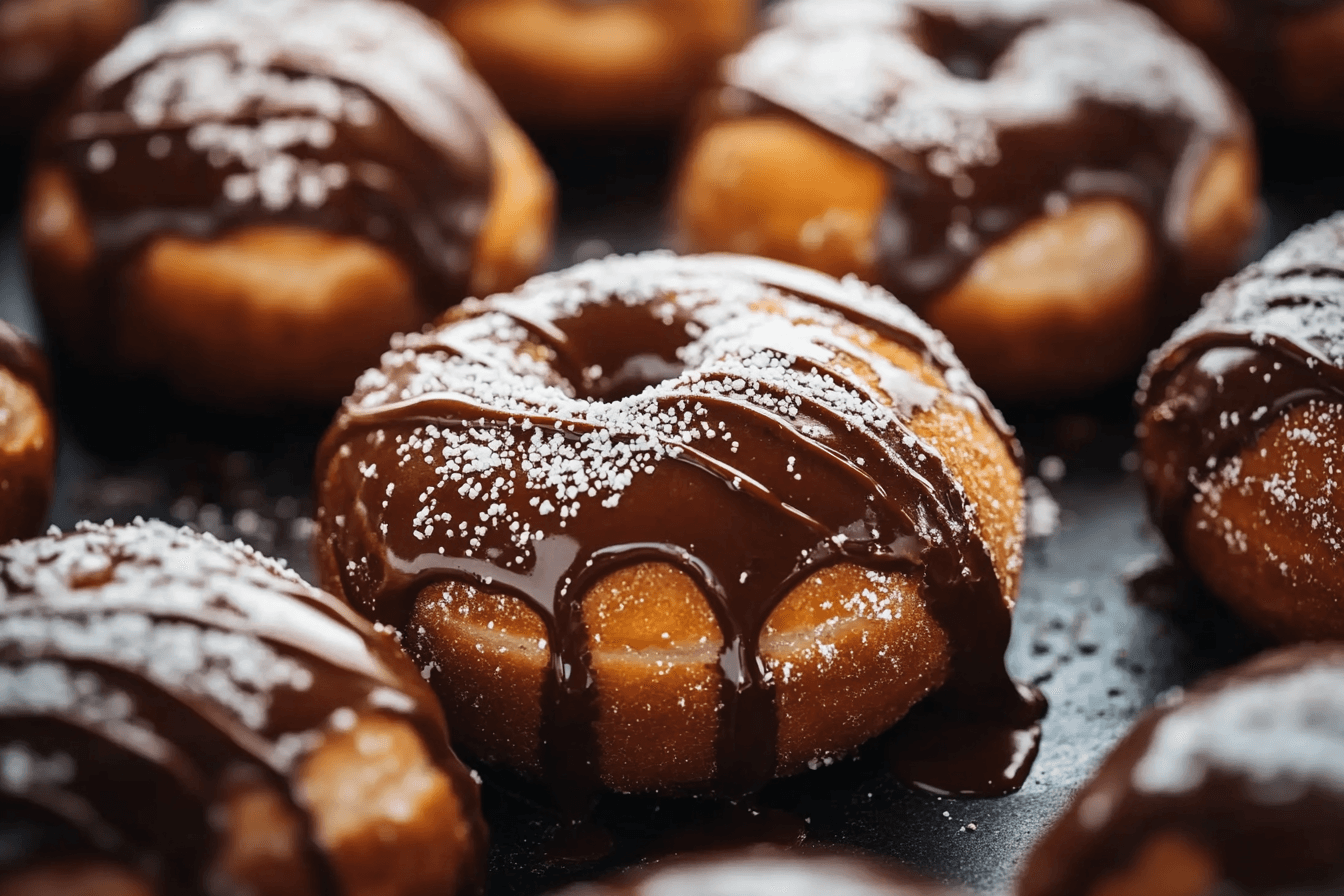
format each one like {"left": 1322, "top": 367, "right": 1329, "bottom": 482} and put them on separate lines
{"left": 0, "top": 519, "right": 485, "bottom": 895}
{"left": 717, "top": 0, "right": 1249, "bottom": 313}
{"left": 1020, "top": 644, "right": 1344, "bottom": 895}
{"left": 30, "top": 0, "right": 496, "bottom": 363}
{"left": 0, "top": 321, "right": 52, "bottom": 405}
{"left": 555, "top": 845, "right": 959, "bottom": 896}
{"left": 1137, "top": 212, "right": 1344, "bottom": 551}
{"left": 315, "top": 252, "right": 1042, "bottom": 811}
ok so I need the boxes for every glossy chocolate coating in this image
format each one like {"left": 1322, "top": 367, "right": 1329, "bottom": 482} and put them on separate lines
{"left": 30, "top": 0, "right": 496, "bottom": 362}
{"left": 554, "top": 845, "right": 958, "bottom": 896}
{"left": 716, "top": 0, "right": 1246, "bottom": 312}
{"left": 1020, "top": 644, "right": 1344, "bottom": 895}
{"left": 315, "top": 252, "right": 1041, "bottom": 808}
{"left": 0, "top": 520, "right": 484, "bottom": 895}
{"left": 1137, "top": 213, "right": 1344, "bottom": 551}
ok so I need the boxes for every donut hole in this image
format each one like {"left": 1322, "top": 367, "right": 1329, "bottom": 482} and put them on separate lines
{"left": 916, "top": 12, "right": 1027, "bottom": 81}
{"left": 553, "top": 301, "right": 692, "bottom": 400}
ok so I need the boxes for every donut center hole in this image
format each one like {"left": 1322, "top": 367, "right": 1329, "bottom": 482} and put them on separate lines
{"left": 558, "top": 303, "right": 691, "bottom": 401}
{"left": 917, "top": 13, "right": 1027, "bottom": 81}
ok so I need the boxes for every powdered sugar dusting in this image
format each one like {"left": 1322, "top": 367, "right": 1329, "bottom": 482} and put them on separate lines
{"left": 0, "top": 519, "right": 443, "bottom": 782}
{"left": 1133, "top": 658, "right": 1344, "bottom": 798}
{"left": 340, "top": 253, "right": 987, "bottom": 561}
{"left": 731, "top": 0, "right": 1236, "bottom": 179}
{"left": 88, "top": 0, "right": 498, "bottom": 168}
{"left": 1144, "top": 213, "right": 1344, "bottom": 396}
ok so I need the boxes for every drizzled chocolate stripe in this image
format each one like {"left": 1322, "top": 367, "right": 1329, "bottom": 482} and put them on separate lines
{"left": 0, "top": 520, "right": 478, "bottom": 895}
{"left": 316, "top": 253, "right": 1040, "bottom": 807}
{"left": 1137, "top": 213, "right": 1344, "bottom": 548}
{"left": 718, "top": 0, "right": 1245, "bottom": 309}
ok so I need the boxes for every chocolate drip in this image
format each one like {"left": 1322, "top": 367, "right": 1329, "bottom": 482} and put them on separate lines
{"left": 0, "top": 321, "right": 52, "bottom": 404}
{"left": 32, "top": 0, "right": 495, "bottom": 362}
{"left": 719, "top": 0, "right": 1246, "bottom": 309}
{"left": 316, "top": 253, "right": 1042, "bottom": 810}
{"left": 0, "top": 520, "right": 483, "bottom": 895}
{"left": 1020, "top": 644, "right": 1344, "bottom": 895}
{"left": 1138, "top": 213, "right": 1344, "bottom": 550}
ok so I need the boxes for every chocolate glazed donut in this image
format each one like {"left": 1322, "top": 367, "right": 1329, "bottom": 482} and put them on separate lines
{"left": 1020, "top": 645, "right": 1344, "bottom": 896}
{"left": 23, "top": 0, "right": 553, "bottom": 407}
{"left": 675, "top": 0, "right": 1259, "bottom": 399}
{"left": 314, "top": 253, "right": 1042, "bottom": 810}
{"left": 0, "top": 322, "right": 55, "bottom": 542}
{"left": 1138, "top": 213, "right": 1344, "bottom": 642}
{"left": 0, "top": 520, "right": 487, "bottom": 896}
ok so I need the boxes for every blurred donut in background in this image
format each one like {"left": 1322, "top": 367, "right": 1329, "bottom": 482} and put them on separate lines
{"left": 1021, "top": 644, "right": 1344, "bottom": 896}
{"left": 0, "top": 0, "right": 141, "bottom": 138}
{"left": 1137, "top": 0, "right": 1344, "bottom": 129}
{"left": 23, "top": 0, "right": 555, "bottom": 409}
{"left": 0, "top": 519, "right": 488, "bottom": 896}
{"left": 0, "top": 321, "right": 54, "bottom": 542}
{"left": 674, "top": 0, "right": 1260, "bottom": 400}
{"left": 415, "top": 0, "right": 757, "bottom": 132}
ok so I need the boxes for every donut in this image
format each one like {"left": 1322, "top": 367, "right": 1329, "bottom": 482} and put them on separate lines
{"left": 1020, "top": 644, "right": 1344, "bottom": 896}
{"left": 553, "top": 845, "right": 959, "bottom": 896}
{"left": 0, "top": 519, "right": 487, "bottom": 896}
{"left": 1137, "top": 213, "right": 1344, "bottom": 643}
{"left": 23, "top": 0, "right": 555, "bottom": 408}
{"left": 1135, "top": 0, "right": 1344, "bottom": 128}
{"left": 314, "top": 252, "right": 1042, "bottom": 806}
{"left": 0, "top": 322, "right": 55, "bottom": 543}
{"left": 411, "top": 0, "right": 755, "bottom": 132}
{"left": 673, "top": 0, "right": 1260, "bottom": 400}
{"left": 0, "top": 0, "right": 141, "bottom": 137}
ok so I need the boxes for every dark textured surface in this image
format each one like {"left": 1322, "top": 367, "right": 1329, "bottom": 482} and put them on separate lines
{"left": 0, "top": 123, "right": 1333, "bottom": 894}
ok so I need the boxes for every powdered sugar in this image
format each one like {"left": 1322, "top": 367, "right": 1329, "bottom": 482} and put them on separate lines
{"left": 1134, "top": 660, "right": 1344, "bottom": 798}
{"left": 730, "top": 0, "right": 1237, "bottom": 181}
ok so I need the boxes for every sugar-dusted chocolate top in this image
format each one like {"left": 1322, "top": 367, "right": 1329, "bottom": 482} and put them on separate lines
{"left": 0, "top": 519, "right": 481, "bottom": 894}
{"left": 719, "top": 0, "right": 1246, "bottom": 305}
{"left": 39, "top": 0, "right": 497, "bottom": 309}
{"left": 1021, "top": 644, "right": 1344, "bottom": 894}
{"left": 1138, "top": 213, "right": 1344, "bottom": 545}
{"left": 316, "top": 252, "right": 1040, "bottom": 805}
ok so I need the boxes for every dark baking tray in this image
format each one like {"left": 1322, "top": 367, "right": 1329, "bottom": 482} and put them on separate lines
{"left": 0, "top": 123, "right": 1336, "bottom": 895}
